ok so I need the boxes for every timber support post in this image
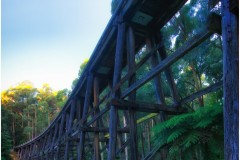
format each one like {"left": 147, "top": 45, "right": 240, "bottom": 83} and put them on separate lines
{"left": 108, "top": 15, "right": 126, "bottom": 160}
{"left": 78, "top": 74, "right": 94, "bottom": 160}
{"left": 221, "top": 0, "right": 239, "bottom": 159}
{"left": 126, "top": 25, "right": 138, "bottom": 160}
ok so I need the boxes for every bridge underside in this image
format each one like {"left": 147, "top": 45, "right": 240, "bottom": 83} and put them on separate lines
{"left": 14, "top": 0, "right": 238, "bottom": 159}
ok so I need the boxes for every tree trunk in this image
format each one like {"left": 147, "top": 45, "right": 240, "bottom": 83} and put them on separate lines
{"left": 190, "top": 61, "right": 204, "bottom": 107}
{"left": 35, "top": 106, "right": 37, "bottom": 137}
{"left": 28, "top": 111, "right": 30, "bottom": 140}
{"left": 12, "top": 117, "right": 16, "bottom": 146}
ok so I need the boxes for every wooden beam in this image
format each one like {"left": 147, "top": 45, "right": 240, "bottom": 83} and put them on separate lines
{"left": 51, "top": 122, "right": 59, "bottom": 153}
{"left": 64, "top": 98, "right": 76, "bottom": 160}
{"left": 146, "top": 35, "right": 165, "bottom": 105}
{"left": 116, "top": 138, "right": 130, "bottom": 155}
{"left": 146, "top": 31, "right": 168, "bottom": 159}
{"left": 180, "top": 81, "right": 223, "bottom": 105}
{"left": 86, "top": 105, "right": 110, "bottom": 127}
{"left": 108, "top": 17, "right": 126, "bottom": 160}
{"left": 112, "top": 41, "right": 162, "bottom": 94}
{"left": 121, "top": 29, "right": 212, "bottom": 99}
{"left": 78, "top": 74, "right": 94, "bottom": 160}
{"left": 111, "top": 98, "right": 186, "bottom": 114}
{"left": 221, "top": 0, "right": 239, "bottom": 159}
{"left": 155, "top": 32, "right": 180, "bottom": 104}
{"left": 80, "top": 127, "right": 130, "bottom": 133}
{"left": 127, "top": 25, "right": 138, "bottom": 160}
{"left": 93, "top": 77, "right": 100, "bottom": 160}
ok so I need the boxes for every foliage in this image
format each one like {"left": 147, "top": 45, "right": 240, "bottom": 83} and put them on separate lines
{"left": 71, "top": 59, "right": 89, "bottom": 89}
{"left": 1, "top": 107, "right": 12, "bottom": 160}
{"left": 1, "top": 81, "right": 69, "bottom": 155}
{"left": 111, "top": 0, "right": 120, "bottom": 14}
{"left": 152, "top": 104, "right": 224, "bottom": 159}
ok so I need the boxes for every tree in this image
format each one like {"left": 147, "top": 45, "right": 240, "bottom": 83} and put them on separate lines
{"left": 71, "top": 59, "right": 89, "bottom": 89}
{"left": 1, "top": 107, "right": 12, "bottom": 160}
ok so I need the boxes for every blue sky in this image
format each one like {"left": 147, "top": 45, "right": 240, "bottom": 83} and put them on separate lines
{"left": 2, "top": 0, "right": 112, "bottom": 90}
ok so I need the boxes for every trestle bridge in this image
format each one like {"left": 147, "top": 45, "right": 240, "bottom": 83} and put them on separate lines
{"left": 14, "top": 0, "right": 238, "bottom": 159}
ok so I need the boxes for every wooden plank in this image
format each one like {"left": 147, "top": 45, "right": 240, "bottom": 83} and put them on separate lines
{"left": 111, "top": 98, "right": 186, "bottom": 114}
{"left": 121, "top": 29, "right": 212, "bottom": 99}
{"left": 221, "top": 0, "right": 239, "bottom": 159}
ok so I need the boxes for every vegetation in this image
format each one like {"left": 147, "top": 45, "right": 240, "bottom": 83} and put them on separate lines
{"left": 1, "top": 81, "right": 69, "bottom": 159}
{"left": 110, "top": 0, "right": 223, "bottom": 159}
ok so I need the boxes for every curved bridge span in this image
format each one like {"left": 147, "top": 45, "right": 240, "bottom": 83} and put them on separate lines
{"left": 14, "top": 0, "right": 238, "bottom": 159}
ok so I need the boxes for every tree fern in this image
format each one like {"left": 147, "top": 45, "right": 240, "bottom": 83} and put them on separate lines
{"left": 167, "top": 128, "right": 187, "bottom": 143}
{"left": 151, "top": 104, "right": 223, "bottom": 159}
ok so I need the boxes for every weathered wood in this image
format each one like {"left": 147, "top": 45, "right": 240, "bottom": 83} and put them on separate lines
{"left": 111, "top": 98, "right": 186, "bottom": 114}
{"left": 56, "top": 114, "right": 65, "bottom": 159}
{"left": 93, "top": 77, "right": 101, "bottom": 160}
{"left": 77, "top": 127, "right": 130, "bottom": 133}
{"left": 78, "top": 74, "right": 94, "bottom": 160}
{"left": 76, "top": 99, "right": 83, "bottom": 122}
{"left": 146, "top": 34, "right": 167, "bottom": 129}
{"left": 79, "top": 92, "right": 109, "bottom": 126}
{"left": 127, "top": 25, "right": 138, "bottom": 160}
{"left": 116, "top": 138, "right": 130, "bottom": 155}
{"left": 64, "top": 113, "right": 70, "bottom": 160}
{"left": 155, "top": 32, "right": 180, "bottom": 104}
{"left": 221, "top": 0, "right": 239, "bottom": 159}
{"left": 122, "top": 29, "right": 212, "bottom": 99}
{"left": 108, "top": 16, "right": 126, "bottom": 160}
{"left": 180, "top": 81, "right": 223, "bottom": 105}
{"left": 51, "top": 121, "right": 59, "bottom": 152}
{"left": 87, "top": 105, "right": 110, "bottom": 126}
{"left": 153, "top": 31, "right": 175, "bottom": 158}
{"left": 146, "top": 36, "right": 165, "bottom": 105}
{"left": 112, "top": 41, "right": 162, "bottom": 94}
{"left": 64, "top": 98, "right": 76, "bottom": 160}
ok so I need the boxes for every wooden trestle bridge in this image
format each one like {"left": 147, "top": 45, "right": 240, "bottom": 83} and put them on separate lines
{"left": 14, "top": 0, "right": 238, "bottom": 159}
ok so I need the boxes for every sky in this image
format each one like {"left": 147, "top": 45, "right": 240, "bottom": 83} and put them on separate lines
{"left": 2, "top": 0, "right": 112, "bottom": 91}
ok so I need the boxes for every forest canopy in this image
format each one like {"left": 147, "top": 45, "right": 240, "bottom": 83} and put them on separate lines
{"left": 1, "top": 81, "right": 70, "bottom": 159}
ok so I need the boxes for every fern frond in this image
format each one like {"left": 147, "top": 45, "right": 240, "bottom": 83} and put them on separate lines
{"left": 166, "top": 114, "right": 193, "bottom": 129}
{"left": 194, "top": 117, "right": 214, "bottom": 128}
{"left": 181, "top": 131, "right": 201, "bottom": 150}
{"left": 167, "top": 128, "right": 187, "bottom": 143}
